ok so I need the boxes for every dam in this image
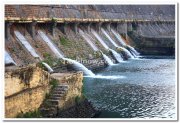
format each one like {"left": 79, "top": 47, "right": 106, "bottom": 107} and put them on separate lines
{"left": 4, "top": 5, "right": 176, "bottom": 119}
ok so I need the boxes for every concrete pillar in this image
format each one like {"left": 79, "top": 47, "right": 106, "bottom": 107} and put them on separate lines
{"left": 96, "top": 22, "right": 103, "bottom": 33}
{"left": 110, "top": 23, "right": 117, "bottom": 31}
{"left": 30, "top": 21, "right": 37, "bottom": 39}
{"left": 71, "top": 23, "right": 79, "bottom": 34}
{"left": 59, "top": 23, "right": 68, "bottom": 34}
{"left": 5, "top": 22, "right": 13, "bottom": 40}
{"left": 87, "top": 23, "right": 92, "bottom": 33}
{"left": 106, "top": 23, "right": 111, "bottom": 32}
{"left": 117, "top": 23, "right": 127, "bottom": 34}
{"left": 127, "top": 22, "right": 133, "bottom": 32}
{"left": 51, "top": 22, "right": 57, "bottom": 37}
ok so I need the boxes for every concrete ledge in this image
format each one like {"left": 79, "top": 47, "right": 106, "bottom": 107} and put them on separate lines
{"left": 5, "top": 17, "right": 175, "bottom": 23}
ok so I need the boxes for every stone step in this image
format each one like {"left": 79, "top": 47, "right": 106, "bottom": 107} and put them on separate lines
{"left": 40, "top": 107, "right": 56, "bottom": 112}
{"left": 52, "top": 89, "right": 67, "bottom": 94}
{"left": 49, "top": 96, "right": 61, "bottom": 100}
{"left": 52, "top": 91, "right": 66, "bottom": 95}
{"left": 51, "top": 93, "right": 65, "bottom": 98}
{"left": 47, "top": 99, "right": 59, "bottom": 105}
{"left": 55, "top": 87, "right": 68, "bottom": 90}
{"left": 56, "top": 84, "right": 69, "bottom": 88}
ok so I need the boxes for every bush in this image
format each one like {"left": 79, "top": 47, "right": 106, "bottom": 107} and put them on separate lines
{"left": 49, "top": 79, "right": 59, "bottom": 89}
{"left": 42, "top": 53, "right": 60, "bottom": 67}
{"left": 60, "top": 37, "right": 68, "bottom": 46}
{"left": 75, "top": 96, "right": 81, "bottom": 104}
{"left": 17, "top": 110, "right": 42, "bottom": 118}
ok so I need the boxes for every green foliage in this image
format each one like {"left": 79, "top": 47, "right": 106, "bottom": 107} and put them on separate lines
{"left": 50, "top": 79, "right": 59, "bottom": 89}
{"left": 45, "top": 93, "right": 50, "bottom": 99}
{"left": 11, "top": 49, "right": 15, "bottom": 52}
{"left": 94, "top": 51, "right": 102, "bottom": 58}
{"left": 75, "top": 96, "right": 81, "bottom": 104}
{"left": 17, "top": 110, "right": 42, "bottom": 118}
{"left": 59, "top": 37, "right": 68, "bottom": 46}
{"left": 35, "top": 44, "right": 39, "bottom": 48}
{"left": 43, "top": 53, "right": 51, "bottom": 59}
{"left": 51, "top": 17, "right": 57, "bottom": 23}
{"left": 42, "top": 53, "right": 60, "bottom": 67}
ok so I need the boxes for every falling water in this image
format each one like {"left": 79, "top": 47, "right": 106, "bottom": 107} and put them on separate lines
{"left": 109, "top": 49, "right": 124, "bottom": 63}
{"left": 14, "top": 31, "right": 41, "bottom": 59}
{"left": 111, "top": 29, "right": 126, "bottom": 46}
{"left": 38, "top": 30, "right": 95, "bottom": 76}
{"left": 38, "top": 30, "right": 64, "bottom": 58}
{"left": 126, "top": 45, "right": 140, "bottom": 57}
{"left": 5, "top": 51, "right": 16, "bottom": 65}
{"left": 80, "top": 29, "right": 114, "bottom": 65}
{"left": 102, "top": 53, "right": 114, "bottom": 65}
{"left": 111, "top": 29, "right": 140, "bottom": 57}
{"left": 42, "top": 62, "right": 54, "bottom": 73}
{"left": 118, "top": 46, "right": 134, "bottom": 59}
{"left": 92, "top": 29, "right": 124, "bottom": 62}
{"left": 101, "top": 28, "right": 119, "bottom": 47}
{"left": 91, "top": 29, "right": 109, "bottom": 50}
{"left": 63, "top": 58, "right": 95, "bottom": 76}
{"left": 79, "top": 29, "right": 99, "bottom": 51}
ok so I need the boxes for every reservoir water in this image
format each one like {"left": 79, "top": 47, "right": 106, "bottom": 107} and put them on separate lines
{"left": 84, "top": 58, "right": 176, "bottom": 118}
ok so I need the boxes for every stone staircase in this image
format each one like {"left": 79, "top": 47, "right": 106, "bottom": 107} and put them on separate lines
{"left": 40, "top": 84, "right": 69, "bottom": 118}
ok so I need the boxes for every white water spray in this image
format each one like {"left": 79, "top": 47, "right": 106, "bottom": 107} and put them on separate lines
{"left": 118, "top": 46, "right": 134, "bottom": 58}
{"left": 38, "top": 30, "right": 95, "bottom": 76}
{"left": 111, "top": 29, "right": 126, "bottom": 46}
{"left": 79, "top": 29, "right": 99, "bottom": 51}
{"left": 14, "top": 31, "right": 41, "bottom": 59}
{"left": 109, "top": 49, "right": 123, "bottom": 62}
{"left": 111, "top": 29, "right": 140, "bottom": 57}
{"left": 101, "top": 28, "right": 119, "bottom": 47}
{"left": 38, "top": 31, "right": 64, "bottom": 58}
{"left": 42, "top": 62, "right": 54, "bottom": 73}
{"left": 102, "top": 53, "right": 114, "bottom": 65}
{"left": 92, "top": 29, "right": 124, "bottom": 62}
{"left": 91, "top": 29, "right": 109, "bottom": 49}
{"left": 5, "top": 51, "right": 16, "bottom": 65}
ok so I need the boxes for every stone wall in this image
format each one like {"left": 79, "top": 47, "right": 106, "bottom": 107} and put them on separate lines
{"left": 127, "top": 31, "right": 175, "bottom": 55}
{"left": 5, "top": 64, "right": 50, "bottom": 118}
{"left": 50, "top": 72, "right": 83, "bottom": 110}
{"left": 5, "top": 5, "right": 175, "bottom": 20}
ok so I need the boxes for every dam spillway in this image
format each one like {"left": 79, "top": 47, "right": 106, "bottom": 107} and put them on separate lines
{"left": 4, "top": 5, "right": 176, "bottom": 119}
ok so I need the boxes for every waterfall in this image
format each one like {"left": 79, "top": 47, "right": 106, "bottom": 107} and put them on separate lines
{"left": 14, "top": 31, "right": 41, "bottom": 59}
{"left": 109, "top": 49, "right": 123, "bottom": 63}
{"left": 118, "top": 46, "right": 134, "bottom": 59}
{"left": 102, "top": 53, "right": 114, "bottom": 65}
{"left": 111, "top": 29, "right": 140, "bottom": 57}
{"left": 79, "top": 29, "right": 98, "bottom": 51}
{"left": 92, "top": 29, "right": 124, "bottom": 63}
{"left": 38, "top": 30, "right": 95, "bottom": 76}
{"left": 111, "top": 29, "right": 126, "bottom": 46}
{"left": 38, "top": 31, "right": 64, "bottom": 58}
{"left": 91, "top": 29, "right": 109, "bottom": 49}
{"left": 80, "top": 29, "right": 114, "bottom": 65}
{"left": 5, "top": 51, "right": 16, "bottom": 65}
{"left": 101, "top": 28, "right": 119, "bottom": 47}
{"left": 126, "top": 45, "right": 140, "bottom": 57}
{"left": 63, "top": 58, "right": 95, "bottom": 76}
{"left": 42, "top": 62, "right": 54, "bottom": 73}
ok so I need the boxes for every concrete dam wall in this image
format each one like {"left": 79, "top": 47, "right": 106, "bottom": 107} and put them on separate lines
{"left": 4, "top": 5, "right": 175, "bottom": 118}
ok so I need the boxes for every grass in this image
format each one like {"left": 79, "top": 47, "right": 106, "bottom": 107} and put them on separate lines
{"left": 60, "top": 37, "right": 69, "bottom": 46}
{"left": 75, "top": 96, "right": 81, "bottom": 104}
{"left": 49, "top": 79, "right": 59, "bottom": 89}
{"left": 17, "top": 110, "right": 42, "bottom": 118}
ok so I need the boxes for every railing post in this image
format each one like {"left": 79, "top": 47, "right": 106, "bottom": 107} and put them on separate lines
{"left": 30, "top": 21, "right": 37, "bottom": 39}
{"left": 5, "top": 22, "right": 13, "bottom": 40}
